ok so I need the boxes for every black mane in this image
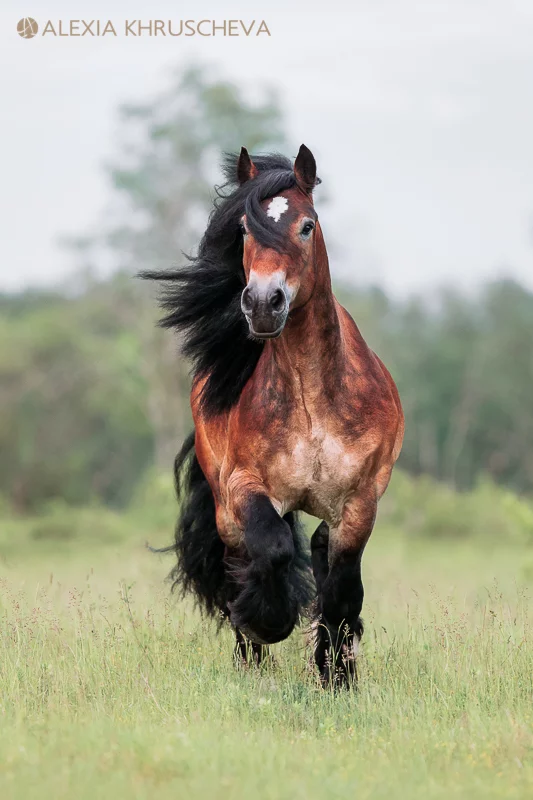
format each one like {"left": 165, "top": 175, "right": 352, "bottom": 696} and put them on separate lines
{"left": 140, "top": 151, "right": 301, "bottom": 416}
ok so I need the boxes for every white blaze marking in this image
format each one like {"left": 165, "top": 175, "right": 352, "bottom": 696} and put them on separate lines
{"left": 266, "top": 196, "right": 288, "bottom": 222}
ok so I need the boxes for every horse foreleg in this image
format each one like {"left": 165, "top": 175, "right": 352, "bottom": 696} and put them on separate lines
{"left": 314, "top": 487, "right": 377, "bottom": 687}
{"left": 227, "top": 493, "right": 305, "bottom": 645}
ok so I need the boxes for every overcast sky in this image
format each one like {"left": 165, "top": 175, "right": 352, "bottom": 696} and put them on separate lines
{"left": 1, "top": 0, "right": 532, "bottom": 296}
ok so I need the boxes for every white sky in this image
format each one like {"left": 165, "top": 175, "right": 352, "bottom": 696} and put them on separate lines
{"left": 1, "top": 0, "right": 533, "bottom": 296}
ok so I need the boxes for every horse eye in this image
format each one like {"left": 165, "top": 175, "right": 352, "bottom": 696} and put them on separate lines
{"left": 301, "top": 221, "right": 315, "bottom": 237}
{"left": 239, "top": 223, "right": 247, "bottom": 236}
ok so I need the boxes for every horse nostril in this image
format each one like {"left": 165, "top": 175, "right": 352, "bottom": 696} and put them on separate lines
{"left": 241, "top": 286, "right": 254, "bottom": 314}
{"left": 269, "top": 288, "right": 285, "bottom": 312}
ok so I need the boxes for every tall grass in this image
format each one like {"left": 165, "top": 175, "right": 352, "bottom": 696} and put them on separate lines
{"left": 1, "top": 492, "right": 533, "bottom": 799}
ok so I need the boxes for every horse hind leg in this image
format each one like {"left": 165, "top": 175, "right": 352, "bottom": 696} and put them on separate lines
{"left": 311, "top": 520, "right": 330, "bottom": 594}
{"left": 310, "top": 521, "right": 333, "bottom": 678}
{"left": 228, "top": 496, "right": 314, "bottom": 646}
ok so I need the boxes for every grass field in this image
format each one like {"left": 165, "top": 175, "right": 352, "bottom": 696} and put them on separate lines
{"left": 1, "top": 491, "right": 533, "bottom": 799}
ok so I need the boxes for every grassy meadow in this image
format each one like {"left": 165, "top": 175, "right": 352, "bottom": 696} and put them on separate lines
{"left": 1, "top": 472, "right": 533, "bottom": 799}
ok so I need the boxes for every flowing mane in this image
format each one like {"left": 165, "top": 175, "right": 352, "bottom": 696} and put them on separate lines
{"left": 140, "top": 152, "right": 309, "bottom": 416}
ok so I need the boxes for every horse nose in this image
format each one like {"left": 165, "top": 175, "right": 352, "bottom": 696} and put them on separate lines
{"left": 241, "top": 282, "right": 287, "bottom": 317}
{"left": 268, "top": 287, "right": 285, "bottom": 313}
{"left": 241, "top": 285, "right": 255, "bottom": 315}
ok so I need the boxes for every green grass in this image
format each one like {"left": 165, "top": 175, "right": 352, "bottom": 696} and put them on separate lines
{"left": 1, "top": 498, "right": 533, "bottom": 798}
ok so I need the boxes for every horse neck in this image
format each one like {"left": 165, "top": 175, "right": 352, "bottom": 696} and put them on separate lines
{"left": 267, "top": 228, "right": 343, "bottom": 393}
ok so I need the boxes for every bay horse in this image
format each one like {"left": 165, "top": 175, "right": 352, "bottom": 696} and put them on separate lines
{"left": 143, "top": 145, "right": 404, "bottom": 685}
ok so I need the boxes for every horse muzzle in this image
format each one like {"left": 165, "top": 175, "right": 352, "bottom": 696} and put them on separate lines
{"left": 241, "top": 275, "right": 289, "bottom": 339}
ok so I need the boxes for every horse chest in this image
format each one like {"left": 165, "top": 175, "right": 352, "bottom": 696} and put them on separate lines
{"left": 270, "top": 427, "right": 360, "bottom": 521}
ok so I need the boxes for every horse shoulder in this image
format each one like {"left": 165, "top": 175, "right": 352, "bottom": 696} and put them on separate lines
{"left": 337, "top": 304, "right": 404, "bottom": 465}
{"left": 191, "top": 377, "right": 230, "bottom": 492}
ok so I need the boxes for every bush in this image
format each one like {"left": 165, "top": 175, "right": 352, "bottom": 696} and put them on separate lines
{"left": 0, "top": 504, "right": 136, "bottom": 560}
{"left": 381, "top": 471, "right": 533, "bottom": 543}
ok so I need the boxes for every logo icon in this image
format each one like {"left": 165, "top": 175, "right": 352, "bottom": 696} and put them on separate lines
{"left": 17, "top": 18, "right": 38, "bottom": 38}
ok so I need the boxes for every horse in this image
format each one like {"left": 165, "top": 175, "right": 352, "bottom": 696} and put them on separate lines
{"left": 143, "top": 145, "right": 404, "bottom": 685}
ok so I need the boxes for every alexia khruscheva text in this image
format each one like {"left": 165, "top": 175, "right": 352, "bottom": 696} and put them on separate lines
{"left": 39, "top": 19, "right": 272, "bottom": 37}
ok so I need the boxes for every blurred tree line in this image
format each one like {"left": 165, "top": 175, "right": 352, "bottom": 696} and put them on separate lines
{"left": 1, "top": 66, "right": 532, "bottom": 512}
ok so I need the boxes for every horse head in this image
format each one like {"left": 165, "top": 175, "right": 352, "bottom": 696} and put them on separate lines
{"left": 237, "top": 144, "right": 321, "bottom": 339}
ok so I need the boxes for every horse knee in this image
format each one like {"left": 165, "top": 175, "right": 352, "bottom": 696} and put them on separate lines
{"left": 244, "top": 494, "right": 295, "bottom": 572}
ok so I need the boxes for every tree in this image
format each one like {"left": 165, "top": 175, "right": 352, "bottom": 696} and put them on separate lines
{"left": 339, "top": 279, "right": 533, "bottom": 493}
{"left": 0, "top": 65, "right": 290, "bottom": 511}
{"left": 0, "top": 278, "right": 152, "bottom": 511}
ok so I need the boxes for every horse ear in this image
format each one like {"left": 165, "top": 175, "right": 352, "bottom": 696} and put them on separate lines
{"left": 294, "top": 144, "right": 317, "bottom": 194}
{"left": 237, "top": 147, "right": 258, "bottom": 184}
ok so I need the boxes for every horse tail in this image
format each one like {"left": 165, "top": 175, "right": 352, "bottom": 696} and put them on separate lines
{"left": 167, "top": 431, "right": 229, "bottom": 618}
